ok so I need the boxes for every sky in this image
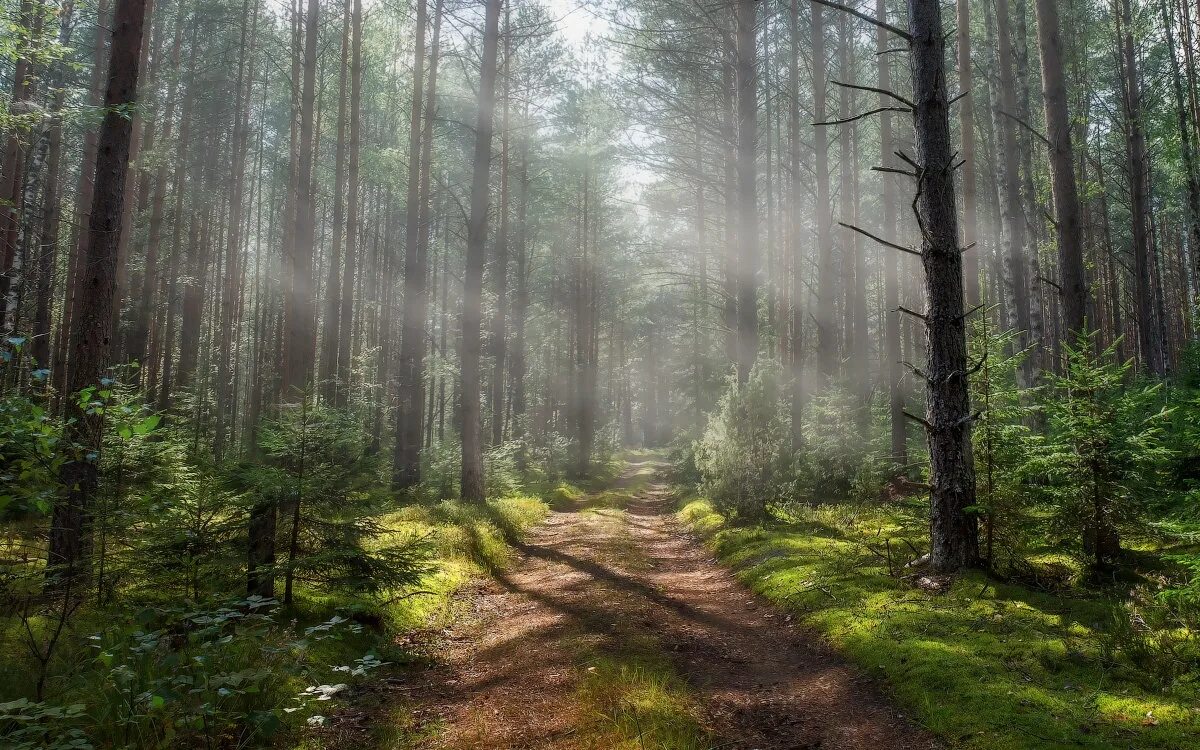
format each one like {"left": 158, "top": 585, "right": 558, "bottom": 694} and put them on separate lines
{"left": 542, "top": 0, "right": 614, "bottom": 52}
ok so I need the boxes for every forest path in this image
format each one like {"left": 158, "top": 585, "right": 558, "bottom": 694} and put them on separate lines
{"left": 406, "top": 457, "right": 938, "bottom": 750}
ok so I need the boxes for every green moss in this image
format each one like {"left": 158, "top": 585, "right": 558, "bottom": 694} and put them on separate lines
{"left": 678, "top": 497, "right": 1200, "bottom": 750}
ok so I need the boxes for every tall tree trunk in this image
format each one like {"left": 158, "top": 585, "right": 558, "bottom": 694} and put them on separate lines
{"left": 48, "top": 0, "right": 148, "bottom": 579}
{"left": 336, "top": 0, "right": 363, "bottom": 405}
{"left": 283, "top": 0, "right": 320, "bottom": 400}
{"left": 110, "top": 0, "right": 156, "bottom": 355}
{"left": 994, "top": 0, "right": 1033, "bottom": 378}
{"left": 788, "top": 0, "right": 805, "bottom": 449}
{"left": 957, "top": 0, "right": 980, "bottom": 307}
{"left": 1118, "top": 0, "right": 1164, "bottom": 375}
{"left": 54, "top": 0, "right": 111, "bottom": 400}
{"left": 318, "top": 0, "right": 352, "bottom": 403}
{"left": 395, "top": 0, "right": 444, "bottom": 488}
{"left": 734, "top": 0, "right": 758, "bottom": 384}
{"left": 460, "top": 0, "right": 502, "bottom": 504}
{"left": 906, "top": 0, "right": 980, "bottom": 572}
{"left": 837, "top": 12, "right": 867, "bottom": 400}
{"left": 1033, "top": 0, "right": 1087, "bottom": 343}
{"left": 214, "top": 0, "right": 257, "bottom": 460}
{"left": 489, "top": 8, "right": 512, "bottom": 444}
{"left": 879, "top": 0, "right": 906, "bottom": 469}
{"left": 0, "top": 0, "right": 40, "bottom": 332}
{"left": 1160, "top": 0, "right": 1200, "bottom": 336}
{"left": 32, "top": 3, "right": 78, "bottom": 370}
{"left": 128, "top": 4, "right": 185, "bottom": 371}
{"left": 511, "top": 103, "right": 530, "bottom": 452}
{"left": 812, "top": 1, "right": 836, "bottom": 379}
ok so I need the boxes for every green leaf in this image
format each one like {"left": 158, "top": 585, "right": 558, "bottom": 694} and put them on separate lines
{"left": 133, "top": 414, "right": 161, "bottom": 435}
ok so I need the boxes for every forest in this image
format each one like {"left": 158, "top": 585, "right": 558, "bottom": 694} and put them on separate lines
{"left": 2, "top": 0, "right": 1200, "bottom": 747}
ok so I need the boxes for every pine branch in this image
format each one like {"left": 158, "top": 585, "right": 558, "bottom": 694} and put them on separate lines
{"left": 810, "top": 0, "right": 913, "bottom": 42}
{"left": 815, "top": 105, "right": 911, "bottom": 127}
{"left": 838, "top": 221, "right": 921, "bottom": 257}
{"left": 830, "top": 79, "right": 914, "bottom": 109}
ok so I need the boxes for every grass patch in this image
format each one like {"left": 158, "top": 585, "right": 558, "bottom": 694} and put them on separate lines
{"left": 576, "top": 648, "right": 712, "bottom": 750}
{"left": 678, "top": 496, "right": 1200, "bottom": 750}
{"left": 568, "top": 490, "right": 712, "bottom": 750}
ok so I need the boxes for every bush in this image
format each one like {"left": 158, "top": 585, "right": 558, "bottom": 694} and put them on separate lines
{"left": 237, "top": 405, "right": 433, "bottom": 599}
{"left": 0, "top": 597, "right": 383, "bottom": 750}
{"left": 694, "top": 363, "right": 792, "bottom": 521}
{"left": 969, "top": 320, "right": 1038, "bottom": 568}
{"left": 1028, "top": 339, "right": 1174, "bottom": 568}
{"left": 793, "top": 386, "right": 885, "bottom": 504}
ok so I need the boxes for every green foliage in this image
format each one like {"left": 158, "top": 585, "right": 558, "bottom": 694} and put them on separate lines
{"left": 793, "top": 386, "right": 885, "bottom": 504}
{"left": 0, "top": 597, "right": 384, "bottom": 750}
{"left": 1028, "top": 340, "right": 1174, "bottom": 568}
{"left": 679, "top": 495, "right": 1200, "bottom": 750}
{"left": 0, "top": 698, "right": 90, "bottom": 750}
{"left": 242, "top": 405, "right": 433, "bottom": 596}
{"left": 969, "top": 321, "right": 1037, "bottom": 567}
{"left": 694, "top": 363, "right": 792, "bottom": 521}
{"left": 0, "top": 386, "right": 63, "bottom": 518}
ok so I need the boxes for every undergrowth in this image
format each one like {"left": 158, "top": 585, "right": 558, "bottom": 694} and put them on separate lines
{"left": 0, "top": 495, "right": 547, "bottom": 750}
{"left": 678, "top": 495, "right": 1200, "bottom": 750}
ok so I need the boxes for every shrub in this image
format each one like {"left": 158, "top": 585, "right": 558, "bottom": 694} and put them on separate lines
{"left": 969, "top": 320, "right": 1037, "bottom": 568}
{"left": 793, "top": 386, "right": 885, "bottom": 504}
{"left": 694, "top": 363, "right": 792, "bottom": 521}
{"left": 1028, "top": 340, "right": 1174, "bottom": 568}
{"left": 236, "top": 405, "right": 433, "bottom": 600}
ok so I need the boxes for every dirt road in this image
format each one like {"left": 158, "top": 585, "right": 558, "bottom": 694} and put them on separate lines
{"left": 407, "top": 458, "right": 938, "bottom": 749}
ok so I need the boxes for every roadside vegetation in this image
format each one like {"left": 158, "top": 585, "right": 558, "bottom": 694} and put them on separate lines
{"left": 673, "top": 340, "right": 1200, "bottom": 750}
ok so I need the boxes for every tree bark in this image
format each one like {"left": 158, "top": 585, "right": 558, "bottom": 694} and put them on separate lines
{"left": 734, "top": 0, "right": 758, "bottom": 384}
{"left": 812, "top": 2, "right": 837, "bottom": 379}
{"left": 957, "top": 0, "right": 980, "bottom": 307}
{"left": 878, "top": 0, "right": 906, "bottom": 470}
{"left": 906, "top": 0, "right": 980, "bottom": 572}
{"left": 993, "top": 0, "right": 1033, "bottom": 378}
{"left": 48, "top": 0, "right": 148, "bottom": 578}
{"left": 336, "top": 0, "right": 364, "bottom": 405}
{"left": 396, "top": 0, "right": 444, "bottom": 488}
{"left": 1117, "top": 0, "right": 1164, "bottom": 376}
{"left": 460, "top": 0, "right": 502, "bottom": 504}
{"left": 283, "top": 0, "right": 320, "bottom": 401}
{"left": 1033, "top": 0, "right": 1087, "bottom": 343}
{"left": 318, "top": 0, "right": 352, "bottom": 404}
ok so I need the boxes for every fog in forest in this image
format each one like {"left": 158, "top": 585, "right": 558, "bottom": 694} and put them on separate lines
{"left": 3, "top": 0, "right": 1200, "bottom": 747}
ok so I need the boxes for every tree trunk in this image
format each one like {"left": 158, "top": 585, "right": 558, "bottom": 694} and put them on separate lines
{"left": 1033, "top": 0, "right": 1087, "bottom": 343}
{"left": 879, "top": 0, "right": 906, "bottom": 470}
{"left": 812, "top": 2, "right": 837, "bottom": 379}
{"left": 283, "top": 0, "right": 320, "bottom": 401}
{"left": 214, "top": 0, "right": 257, "bottom": 460}
{"left": 336, "top": 0, "right": 363, "bottom": 405}
{"left": 48, "top": 0, "right": 148, "bottom": 579}
{"left": 396, "top": 0, "right": 444, "bottom": 488}
{"left": 735, "top": 0, "right": 758, "bottom": 384}
{"left": 460, "top": 0, "right": 502, "bottom": 504}
{"left": 489, "top": 8, "right": 512, "bottom": 446}
{"left": 906, "top": 0, "right": 980, "bottom": 572}
{"left": 957, "top": 0, "right": 980, "bottom": 307}
{"left": 318, "top": 0, "right": 352, "bottom": 404}
{"left": 54, "top": 0, "right": 111, "bottom": 401}
{"left": 1118, "top": 0, "right": 1163, "bottom": 376}
{"left": 993, "top": 0, "right": 1033, "bottom": 379}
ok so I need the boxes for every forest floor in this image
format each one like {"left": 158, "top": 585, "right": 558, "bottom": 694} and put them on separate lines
{"left": 358, "top": 456, "right": 937, "bottom": 750}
